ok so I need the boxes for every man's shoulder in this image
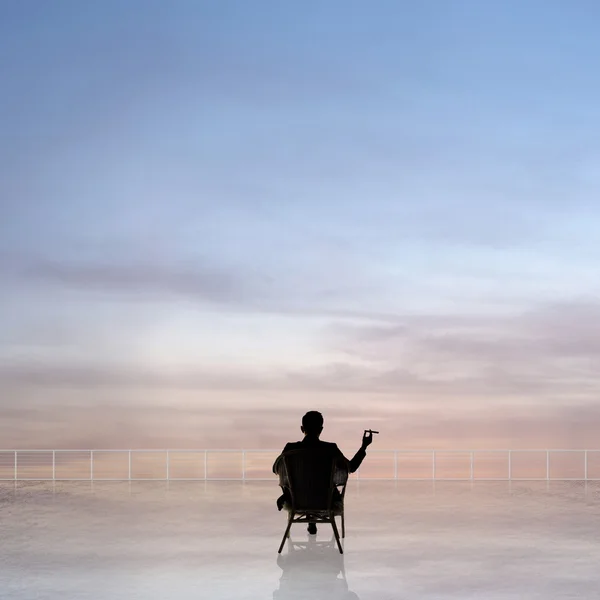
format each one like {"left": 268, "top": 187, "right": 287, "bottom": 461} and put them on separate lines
{"left": 282, "top": 441, "right": 303, "bottom": 451}
{"left": 283, "top": 440, "right": 339, "bottom": 452}
{"left": 320, "top": 441, "right": 339, "bottom": 450}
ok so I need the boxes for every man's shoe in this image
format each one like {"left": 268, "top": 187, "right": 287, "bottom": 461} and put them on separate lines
{"left": 307, "top": 522, "right": 317, "bottom": 535}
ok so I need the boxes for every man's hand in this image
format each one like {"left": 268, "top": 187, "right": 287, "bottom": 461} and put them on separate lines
{"left": 361, "top": 429, "right": 374, "bottom": 449}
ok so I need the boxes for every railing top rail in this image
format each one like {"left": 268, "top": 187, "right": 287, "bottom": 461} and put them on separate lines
{"left": 2, "top": 448, "right": 599, "bottom": 452}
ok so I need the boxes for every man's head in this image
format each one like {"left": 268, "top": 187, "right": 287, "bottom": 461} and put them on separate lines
{"left": 301, "top": 411, "right": 324, "bottom": 437}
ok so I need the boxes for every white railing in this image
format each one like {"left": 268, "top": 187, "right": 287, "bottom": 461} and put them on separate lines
{"left": 1, "top": 449, "right": 599, "bottom": 482}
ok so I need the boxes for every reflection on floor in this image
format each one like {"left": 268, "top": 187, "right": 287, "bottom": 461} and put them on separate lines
{"left": 275, "top": 535, "right": 359, "bottom": 599}
{"left": 1, "top": 480, "right": 599, "bottom": 599}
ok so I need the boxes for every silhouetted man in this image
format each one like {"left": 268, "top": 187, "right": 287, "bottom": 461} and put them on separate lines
{"left": 273, "top": 411, "right": 373, "bottom": 534}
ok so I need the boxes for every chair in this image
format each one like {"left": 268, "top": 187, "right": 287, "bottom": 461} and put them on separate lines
{"left": 334, "top": 468, "right": 348, "bottom": 540}
{"left": 277, "top": 448, "right": 347, "bottom": 554}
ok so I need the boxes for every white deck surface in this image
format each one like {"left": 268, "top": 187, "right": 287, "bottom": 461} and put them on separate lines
{"left": 1, "top": 481, "right": 599, "bottom": 599}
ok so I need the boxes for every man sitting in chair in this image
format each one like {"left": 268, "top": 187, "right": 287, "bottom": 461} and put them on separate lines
{"left": 273, "top": 411, "right": 373, "bottom": 535}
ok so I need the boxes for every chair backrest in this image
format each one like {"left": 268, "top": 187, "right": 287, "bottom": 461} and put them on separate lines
{"left": 281, "top": 448, "right": 337, "bottom": 511}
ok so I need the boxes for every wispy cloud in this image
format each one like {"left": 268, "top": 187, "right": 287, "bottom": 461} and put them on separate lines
{"left": 0, "top": 253, "right": 432, "bottom": 324}
{"left": 331, "top": 298, "right": 600, "bottom": 359}
{"left": 2, "top": 255, "right": 264, "bottom": 306}
{"left": 1, "top": 391, "right": 598, "bottom": 451}
{"left": 3, "top": 256, "right": 600, "bottom": 402}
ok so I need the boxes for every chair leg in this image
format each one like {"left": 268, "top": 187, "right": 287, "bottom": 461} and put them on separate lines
{"left": 341, "top": 511, "right": 345, "bottom": 538}
{"left": 278, "top": 513, "right": 294, "bottom": 554}
{"left": 330, "top": 516, "right": 343, "bottom": 554}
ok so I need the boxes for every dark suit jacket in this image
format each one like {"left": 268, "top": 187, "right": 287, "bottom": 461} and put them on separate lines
{"left": 272, "top": 437, "right": 366, "bottom": 487}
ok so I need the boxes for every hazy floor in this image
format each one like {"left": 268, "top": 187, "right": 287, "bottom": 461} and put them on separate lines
{"left": 1, "top": 480, "right": 599, "bottom": 599}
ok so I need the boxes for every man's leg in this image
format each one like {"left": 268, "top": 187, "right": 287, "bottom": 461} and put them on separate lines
{"left": 277, "top": 488, "right": 291, "bottom": 511}
{"left": 308, "top": 487, "right": 343, "bottom": 534}
{"left": 309, "top": 488, "right": 343, "bottom": 534}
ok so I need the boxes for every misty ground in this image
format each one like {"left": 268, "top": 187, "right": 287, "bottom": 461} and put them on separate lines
{"left": 1, "top": 480, "right": 599, "bottom": 599}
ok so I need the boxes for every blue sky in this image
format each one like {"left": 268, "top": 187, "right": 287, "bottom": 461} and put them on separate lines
{"left": 1, "top": 1, "right": 600, "bottom": 450}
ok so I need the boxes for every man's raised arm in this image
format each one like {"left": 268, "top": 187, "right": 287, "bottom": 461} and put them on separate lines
{"left": 336, "top": 446, "right": 365, "bottom": 474}
{"left": 335, "top": 430, "right": 373, "bottom": 474}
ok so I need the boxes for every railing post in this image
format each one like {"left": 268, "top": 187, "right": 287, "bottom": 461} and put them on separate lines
{"left": 90, "top": 450, "right": 94, "bottom": 480}
{"left": 166, "top": 450, "right": 170, "bottom": 481}
{"left": 53, "top": 450, "right": 56, "bottom": 481}
{"left": 546, "top": 450, "right": 549, "bottom": 481}
{"left": 585, "top": 450, "right": 588, "bottom": 481}
{"left": 394, "top": 450, "right": 398, "bottom": 480}
{"left": 432, "top": 450, "right": 436, "bottom": 480}
{"left": 14, "top": 450, "right": 17, "bottom": 481}
{"left": 508, "top": 450, "right": 512, "bottom": 480}
{"left": 128, "top": 450, "right": 132, "bottom": 481}
{"left": 204, "top": 450, "right": 208, "bottom": 481}
{"left": 242, "top": 450, "right": 246, "bottom": 481}
{"left": 470, "top": 451, "right": 474, "bottom": 480}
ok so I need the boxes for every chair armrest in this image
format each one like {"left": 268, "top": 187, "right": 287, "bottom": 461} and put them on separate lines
{"left": 333, "top": 466, "right": 349, "bottom": 486}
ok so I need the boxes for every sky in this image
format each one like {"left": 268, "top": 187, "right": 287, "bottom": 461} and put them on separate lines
{"left": 1, "top": 1, "right": 600, "bottom": 452}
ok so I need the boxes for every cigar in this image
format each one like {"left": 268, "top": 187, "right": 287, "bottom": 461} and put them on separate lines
{"left": 365, "top": 429, "right": 379, "bottom": 434}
